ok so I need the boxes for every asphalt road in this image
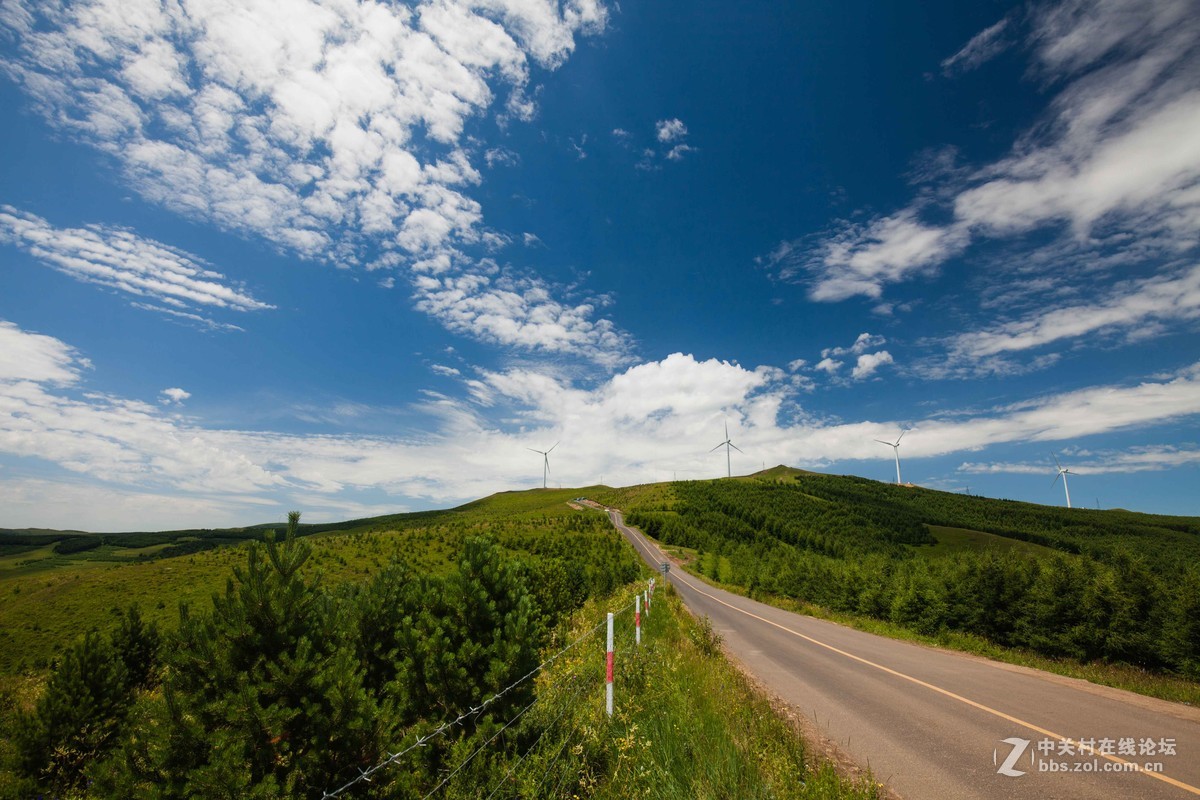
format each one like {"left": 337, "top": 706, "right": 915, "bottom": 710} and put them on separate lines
{"left": 606, "top": 507, "right": 1200, "bottom": 800}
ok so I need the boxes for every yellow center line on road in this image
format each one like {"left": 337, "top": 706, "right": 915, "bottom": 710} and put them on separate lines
{"left": 609, "top": 510, "right": 1200, "bottom": 797}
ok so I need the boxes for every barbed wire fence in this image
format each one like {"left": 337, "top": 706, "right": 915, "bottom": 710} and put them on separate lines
{"left": 321, "top": 578, "right": 657, "bottom": 799}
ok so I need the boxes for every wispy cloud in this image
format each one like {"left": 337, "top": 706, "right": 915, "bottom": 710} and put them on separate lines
{"left": 0, "top": 320, "right": 89, "bottom": 385}
{"left": 764, "top": 0, "right": 1200, "bottom": 309}
{"left": 960, "top": 445, "right": 1200, "bottom": 475}
{"left": 0, "top": 206, "right": 272, "bottom": 326}
{"left": 1, "top": 0, "right": 629, "bottom": 364}
{"left": 949, "top": 262, "right": 1200, "bottom": 358}
{"left": 940, "top": 18, "right": 1012, "bottom": 77}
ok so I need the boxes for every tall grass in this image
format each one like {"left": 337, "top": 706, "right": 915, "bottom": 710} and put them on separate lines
{"left": 485, "top": 582, "right": 880, "bottom": 800}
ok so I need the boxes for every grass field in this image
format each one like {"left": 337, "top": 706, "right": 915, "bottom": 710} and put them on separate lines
{"left": 919, "top": 524, "right": 1056, "bottom": 558}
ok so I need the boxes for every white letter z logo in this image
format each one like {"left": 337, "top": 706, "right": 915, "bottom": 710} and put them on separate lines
{"left": 995, "top": 737, "right": 1030, "bottom": 777}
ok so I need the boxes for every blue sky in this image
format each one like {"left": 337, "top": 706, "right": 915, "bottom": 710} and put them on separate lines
{"left": 1, "top": 0, "right": 1198, "bottom": 530}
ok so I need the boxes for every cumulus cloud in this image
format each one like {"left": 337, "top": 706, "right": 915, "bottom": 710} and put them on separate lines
{"left": 822, "top": 332, "right": 888, "bottom": 358}
{"left": 851, "top": 350, "right": 894, "bottom": 380}
{"left": 632, "top": 118, "right": 696, "bottom": 168}
{"left": 814, "top": 357, "right": 842, "bottom": 375}
{"left": 0, "top": 206, "right": 271, "bottom": 326}
{"left": 1, "top": 0, "right": 628, "bottom": 364}
{"left": 655, "top": 118, "right": 688, "bottom": 142}
{"left": 159, "top": 387, "right": 191, "bottom": 405}
{"left": 764, "top": 0, "right": 1200, "bottom": 309}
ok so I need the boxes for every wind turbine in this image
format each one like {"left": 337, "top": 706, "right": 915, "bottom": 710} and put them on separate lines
{"left": 1051, "top": 452, "right": 1073, "bottom": 509}
{"left": 710, "top": 421, "right": 743, "bottom": 478}
{"left": 528, "top": 442, "right": 558, "bottom": 489}
{"left": 875, "top": 430, "right": 906, "bottom": 485}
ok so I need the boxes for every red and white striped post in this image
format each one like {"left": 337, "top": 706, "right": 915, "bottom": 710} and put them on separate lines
{"left": 605, "top": 612, "right": 614, "bottom": 716}
{"left": 635, "top": 594, "right": 641, "bottom": 646}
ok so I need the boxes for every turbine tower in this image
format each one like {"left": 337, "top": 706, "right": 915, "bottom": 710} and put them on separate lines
{"left": 875, "top": 430, "right": 906, "bottom": 485}
{"left": 1051, "top": 452, "right": 1073, "bottom": 509}
{"left": 528, "top": 442, "right": 558, "bottom": 489}
{"left": 710, "top": 421, "right": 743, "bottom": 478}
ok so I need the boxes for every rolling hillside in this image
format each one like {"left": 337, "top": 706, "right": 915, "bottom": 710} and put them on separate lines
{"left": 599, "top": 467, "right": 1200, "bottom": 680}
{"left": 0, "top": 486, "right": 878, "bottom": 800}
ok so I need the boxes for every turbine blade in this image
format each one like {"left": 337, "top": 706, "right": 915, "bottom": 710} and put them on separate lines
{"left": 709, "top": 442, "right": 724, "bottom": 453}
{"left": 897, "top": 429, "right": 906, "bottom": 444}
{"left": 1051, "top": 452, "right": 1062, "bottom": 470}
{"left": 1052, "top": 472, "right": 1061, "bottom": 486}
{"left": 547, "top": 441, "right": 559, "bottom": 453}
{"left": 874, "top": 439, "right": 892, "bottom": 446}
{"left": 729, "top": 443, "right": 744, "bottom": 454}
{"left": 527, "top": 448, "right": 542, "bottom": 454}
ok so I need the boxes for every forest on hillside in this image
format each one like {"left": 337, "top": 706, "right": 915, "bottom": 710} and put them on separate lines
{"left": 621, "top": 476, "right": 1200, "bottom": 677}
{"left": 3, "top": 510, "right": 642, "bottom": 799}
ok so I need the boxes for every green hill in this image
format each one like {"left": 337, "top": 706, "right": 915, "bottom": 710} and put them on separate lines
{"left": 598, "top": 471, "right": 1200, "bottom": 680}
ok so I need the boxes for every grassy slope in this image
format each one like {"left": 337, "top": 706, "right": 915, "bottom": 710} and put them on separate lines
{"left": 453, "top": 581, "right": 878, "bottom": 800}
{"left": 0, "top": 486, "right": 877, "bottom": 799}
{"left": 920, "top": 525, "right": 1056, "bottom": 558}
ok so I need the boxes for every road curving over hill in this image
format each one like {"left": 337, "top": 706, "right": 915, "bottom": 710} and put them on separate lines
{"left": 606, "top": 507, "right": 1200, "bottom": 800}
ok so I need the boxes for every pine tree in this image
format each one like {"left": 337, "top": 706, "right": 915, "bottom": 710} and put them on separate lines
{"left": 15, "top": 630, "right": 131, "bottom": 793}
{"left": 106, "top": 512, "right": 392, "bottom": 799}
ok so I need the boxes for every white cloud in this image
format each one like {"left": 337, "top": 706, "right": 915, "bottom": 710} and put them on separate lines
{"left": 814, "top": 357, "right": 842, "bottom": 374}
{"left": 960, "top": 445, "right": 1200, "bottom": 476}
{"left": 655, "top": 118, "right": 687, "bottom": 142}
{"left": 625, "top": 117, "right": 696, "bottom": 166}
{"left": 4, "top": 322, "right": 1200, "bottom": 529}
{"left": 822, "top": 332, "right": 888, "bottom": 358}
{"left": 787, "top": 358, "right": 808, "bottom": 372}
{"left": 1, "top": 0, "right": 628, "bottom": 364}
{"left": 940, "top": 17, "right": 1011, "bottom": 76}
{"left": 950, "top": 263, "right": 1200, "bottom": 358}
{"left": 412, "top": 269, "right": 634, "bottom": 367}
{"left": 665, "top": 143, "right": 695, "bottom": 161}
{"left": 851, "top": 350, "right": 894, "bottom": 380}
{"left": 159, "top": 387, "right": 191, "bottom": 405}
{"left": 767, "top": 0, "right": 1200, "bottom": 305}
{"left": 0, "top": 206, "right": 272, "bottom": 324}
{"left": 0, "top": 320, "right": 88, "bottom": 385}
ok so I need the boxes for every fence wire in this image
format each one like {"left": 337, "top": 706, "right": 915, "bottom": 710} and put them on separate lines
{"left": 320, "top": 599, "right": 634, "bottom": 799}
